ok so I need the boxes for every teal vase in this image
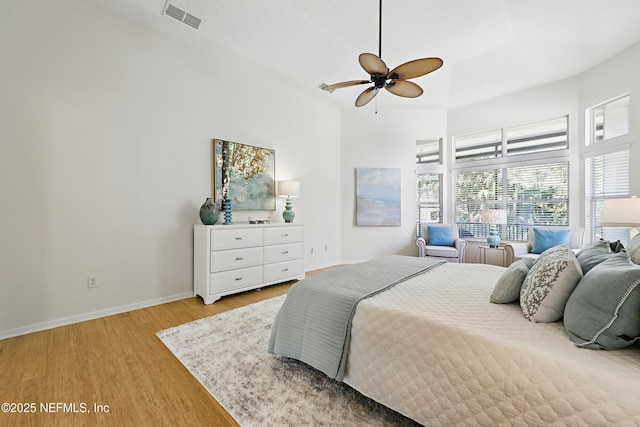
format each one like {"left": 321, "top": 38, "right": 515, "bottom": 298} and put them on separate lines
{"left": 199, "top": 198, "right": 219, "bottom": 225}
{"left": 223, "top": 198, "right": 233, "bottom": 225}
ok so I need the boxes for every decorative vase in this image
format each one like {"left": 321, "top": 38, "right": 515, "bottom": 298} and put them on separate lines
{"left": 199, "top": 198, "right": 219, "bottom": 225}
{"left": 223, "top": 198, "right": 233, "bottom": 225}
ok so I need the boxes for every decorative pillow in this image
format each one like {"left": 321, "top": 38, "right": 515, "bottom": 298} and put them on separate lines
{"left": 490, "top": 258, "right": 535, "bottom": 304}
{"left": 427, "top": 225, "right": 455, "bottom": 247}
{"left": 610, "top": 239, "right": 625, "bottom": 254}
{"left": 626, "top": 234, "right": 640, "bottom": 264}
{"left": 564, "top": 250, "right": 640, "bottom": 350}
{"left": 531, "top": 228, "right": 572, "bottom": 254}
{"left": 520, "top": 245, "right": 583, "bottom": 322}
{"left": 575, "top": 240, "right": 613, "bottom": 274}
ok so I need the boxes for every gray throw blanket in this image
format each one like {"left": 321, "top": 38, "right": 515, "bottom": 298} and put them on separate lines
{"left": 268, "top": 255, "right": 445, "bottom": 380}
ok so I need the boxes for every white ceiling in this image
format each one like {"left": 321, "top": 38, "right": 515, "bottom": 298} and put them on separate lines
{"left": 89, "top": 0, "right": 640, "bottom": 110}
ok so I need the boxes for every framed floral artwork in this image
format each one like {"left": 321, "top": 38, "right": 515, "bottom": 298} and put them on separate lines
{"left": 213, "top": 139, "right": 276, "bottom": 210}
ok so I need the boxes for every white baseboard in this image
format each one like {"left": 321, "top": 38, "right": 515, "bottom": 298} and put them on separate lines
{"left": 0, "top": 292, "right": 193, "bottom": 341}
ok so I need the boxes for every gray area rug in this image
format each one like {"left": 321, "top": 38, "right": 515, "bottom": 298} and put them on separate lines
{"left": 157, "top": 295, "right": 421, "bottom": 427}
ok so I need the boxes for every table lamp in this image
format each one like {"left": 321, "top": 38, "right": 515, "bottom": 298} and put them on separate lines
{"left": 600, "top": 196, "right": 640, "bottom": 240}
{"left": 481, "top": 209, "right": 507, "bottom": 248}
{"left": 277, "top": 180, "right": 300, "bottom": 223}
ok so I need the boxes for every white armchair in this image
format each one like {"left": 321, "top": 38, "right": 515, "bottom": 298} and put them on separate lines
{"left": 504, "top": 226, "right": 585, "bottom": 265}
{"left": 416, "top": 224, "right": 468, "bottom": 263}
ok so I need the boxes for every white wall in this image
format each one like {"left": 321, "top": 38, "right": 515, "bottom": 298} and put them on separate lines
{"left": 0, "top": 0, "right": 342, "bottom": 337}
{"left": 340, "top": 108, "right": 447, "bottom": 263}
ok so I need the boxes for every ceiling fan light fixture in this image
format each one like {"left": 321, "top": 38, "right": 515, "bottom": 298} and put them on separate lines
{"left": 321, "top": 0, "right": 443, "bottom": 107}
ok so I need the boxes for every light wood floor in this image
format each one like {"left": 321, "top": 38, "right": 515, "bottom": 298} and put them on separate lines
{"left": 0, "top": 266, "right": 342, "bottom": 427}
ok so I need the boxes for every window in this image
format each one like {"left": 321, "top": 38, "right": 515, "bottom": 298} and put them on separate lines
{"left": 506, "top": 116, "right": 568, "bottom": 156}
{"left": 589, "top": 95, "right": 629, "bottom": 144}
{"left": 416, "top": 139, "right": 442, "bottom": 165}
{"left": 416, "top": 172, "right": 443, "bottom": 225}
{"left": 454, "top": 129, "right": 502, "bottom": 163}
{"left": 455, "top": 162, "right": 569, "bottom": 240}
{"left": 585, "top": 150, "right": 630, "bottom": 244}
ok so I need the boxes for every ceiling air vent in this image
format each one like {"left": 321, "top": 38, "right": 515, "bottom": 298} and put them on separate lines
{"left": 164, "top": 2, "right": 202, "bottom": 30}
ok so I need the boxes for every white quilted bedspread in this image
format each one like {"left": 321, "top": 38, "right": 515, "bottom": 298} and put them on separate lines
{"left": 343, "top": 263, "right": 640, "bottom": 426}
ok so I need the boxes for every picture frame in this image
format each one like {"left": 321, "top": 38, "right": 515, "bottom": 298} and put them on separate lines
{"left": 356, "top": 167, "right": 401, "bottom": 226}
{"left": 213, "top": 139, "right": 276, "bottom": 211}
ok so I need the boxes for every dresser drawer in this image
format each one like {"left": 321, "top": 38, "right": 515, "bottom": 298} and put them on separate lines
{"left": 211, "top": 228, "right": 263, "bottom": 250}
{"left": 211, "top": 247, "right": 263, "bottom": 272}
{"left": 263, "top": 242, "right": 303, "bottom": 264}
{"left": 264, "top": 259, "right": 303, "bottom": 282}
{"left": 210, "top": 266, "right": 263, "bottom": 293}
{"left": 264, "top": 226, "right": 303, "bottom": 245}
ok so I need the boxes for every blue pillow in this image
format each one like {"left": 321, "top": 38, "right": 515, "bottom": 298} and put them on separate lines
{"left": 427, "top": 225, "right": 455, "bottom": 247}
{"left": 531, "top": 228, "right": 572, "bottom": 254}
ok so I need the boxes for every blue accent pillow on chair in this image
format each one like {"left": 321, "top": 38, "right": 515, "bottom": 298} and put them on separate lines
{"left": 427, "top": 225, "right": 455, "bottom": 247}
{"left": 531, "top": 228, "right": 572, "bottom": 254}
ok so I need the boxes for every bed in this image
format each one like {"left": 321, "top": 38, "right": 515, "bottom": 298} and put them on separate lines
{"left": 268, "top": 252, "right": 640, "bottom": 426}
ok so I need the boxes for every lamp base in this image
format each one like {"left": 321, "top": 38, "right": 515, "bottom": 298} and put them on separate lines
{"left": 487, "top": 225, "right": 501, "bottom": 248}
{"left": 282, "top": 197, "right": 295, "bottom": 223}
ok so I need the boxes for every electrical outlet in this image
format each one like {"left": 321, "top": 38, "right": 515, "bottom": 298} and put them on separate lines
{"left": 87, "top": 276, "right": 98, "bottom": 289}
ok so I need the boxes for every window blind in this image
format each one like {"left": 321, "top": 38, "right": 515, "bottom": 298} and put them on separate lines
{"left": 416, "top": 172, "right": 443, "bottom": 224}
{"left": 585, "top": 150, "right": 630, "bottom": 243}
{"left": 455, "top": 162, "right": 569, "bottom": 240}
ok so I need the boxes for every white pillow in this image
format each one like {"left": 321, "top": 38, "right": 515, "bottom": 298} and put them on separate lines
{"left": 520, "top": 245, "right": 583, "bottom": 322}
{"left": 627, "top": 234, "right": 640, "bottom": 264}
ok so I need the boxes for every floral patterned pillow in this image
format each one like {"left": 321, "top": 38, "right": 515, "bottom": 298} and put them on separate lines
{"left": 520, "top": 245, "right": 583, "bottom": 322}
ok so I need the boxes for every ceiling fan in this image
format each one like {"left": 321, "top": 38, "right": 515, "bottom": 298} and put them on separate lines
{"left": 321, "top": 0, "right": 443, "bottom": 107}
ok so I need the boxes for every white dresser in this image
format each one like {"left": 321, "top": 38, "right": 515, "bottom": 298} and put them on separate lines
{"left": 194, "top": 223, "right": 305, "bottom": 304}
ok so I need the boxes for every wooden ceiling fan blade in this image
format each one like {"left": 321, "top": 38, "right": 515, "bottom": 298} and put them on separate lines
{"left": 385, "top": 80, "right": 423, "bottom": 98}
{"left": 322, "top": 80, "right": 370, "bottom": 91}
{"left": 355, "top": 87, "right": 380, "bottom": 107}
{"left": 359, "top": 53, "right": 388, "bottom": 76}
{"left": 389, "top": 57, "right": 443, "bottom": 80}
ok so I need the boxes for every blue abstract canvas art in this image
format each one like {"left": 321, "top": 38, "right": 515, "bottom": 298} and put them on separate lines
{"left": 356, "top": 168, "right": 401, "bottom": 226}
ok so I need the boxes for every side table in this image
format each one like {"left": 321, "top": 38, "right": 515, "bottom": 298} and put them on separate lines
{"left": 479, "top": 245, "right": 507, "bottom": 267}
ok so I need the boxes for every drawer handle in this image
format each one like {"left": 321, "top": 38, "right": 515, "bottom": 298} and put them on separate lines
{"left": 281, "top": 251, "right": 289, "bottom": 254}
{"left": 281, "top": 268, "right": 289, "bottom": 272}
{"left": 235, "top": 277, "right": 243, "bottom": 281}
{"left": 235, "top": 257, "right": 244, "bottom": 261}
{"left": 235, "top": 237, "right": 245, "bottom": 240}
{"left": 281, "top": 233, "right": 289, "bottom": 237}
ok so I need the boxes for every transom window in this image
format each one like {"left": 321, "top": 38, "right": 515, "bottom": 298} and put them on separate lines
{"left": 454, "top": 129, "right": 502, "bottom": 163}
{"left": 416, "top": 139, "right": 442, "bottom": 165}
{"left": 506, "top": 116, "right": 568, "bottom": 156}
{"left": 589, "top": 95, "right": 629, "bottom": 144}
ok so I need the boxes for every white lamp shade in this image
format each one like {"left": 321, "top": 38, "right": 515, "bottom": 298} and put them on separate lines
{"left": 481, "top": 209, "right": 507, "bottom": 225}
{"left": 277, "top": 180, "right": 300, "bottom": 198}
{"left": 600, "top": 197, "right": 640, "bottom": 226}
